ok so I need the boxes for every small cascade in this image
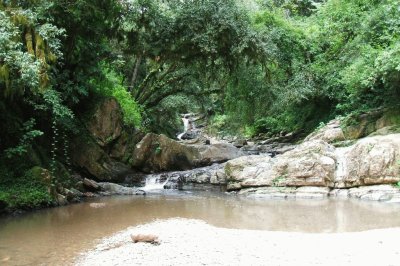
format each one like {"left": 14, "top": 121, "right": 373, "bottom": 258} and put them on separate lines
{"left": 177, "top": 114, "right": 195, "bottom": 140}
{"left": 142, "top": 174, "right": 170, "bottom": 191}
{"left": 335, "top": 146, "right": 351, "bottom": 183}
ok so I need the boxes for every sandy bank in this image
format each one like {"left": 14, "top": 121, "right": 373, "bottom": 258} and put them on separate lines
{"left": 76, "top": 218, "right": 400, "bottom": 266}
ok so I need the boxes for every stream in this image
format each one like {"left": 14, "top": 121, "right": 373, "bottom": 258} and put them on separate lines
{"left": 1, "top": 192, "right": 400, "bottom": 265}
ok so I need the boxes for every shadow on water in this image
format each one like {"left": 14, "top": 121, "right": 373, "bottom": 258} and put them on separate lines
{"left": 1, "top": 191, "right": 400, "bottom": 265}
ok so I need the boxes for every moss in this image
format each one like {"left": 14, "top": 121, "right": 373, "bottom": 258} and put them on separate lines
{"left": 25, "top": 28, "right": 35, "bottom": 55}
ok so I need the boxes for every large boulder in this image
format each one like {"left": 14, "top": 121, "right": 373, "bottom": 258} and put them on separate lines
{"left": 109, "top": 130, "right": 145, "bottom": 162}
{"left": 225, "top": 133, "right": 400, "bottom": 192}
{"left": 85, "top": 98, "right": 123, "bottom": 147}
{"left": 71, "top": 136, "right": 133, "bottom": 182}
{"left": 225, "top": 140, "right": 336, "bottom": 190}
{"left": 131, "top": 133, "right": 243, "bottom": 173}
{"left": 305, "top": 119, "right": 345, "bottom": 143}
{"left": 334, "top": 134, "right": 400, "bottom": 188}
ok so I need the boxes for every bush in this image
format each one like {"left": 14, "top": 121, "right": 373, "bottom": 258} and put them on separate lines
{"left": 91, "top": 63, "right": 142, "bottom": 128}
{"left": 0, "top": 167, "right": 54, "bottom": 210}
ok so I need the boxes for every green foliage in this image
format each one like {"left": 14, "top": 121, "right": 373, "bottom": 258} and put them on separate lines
{"left": 1, "top": 0, "right": 400, "bottom": 211}
{"left": 113, "top": 87, "right": 143, "bottom": 128}
{"left": 154, "top": 142, "right": 162, "bottom": 155}
{"left": 4, "top": 119, "right": 43, "bottom": 159}
{"left": 0, "top": 167, "right": 53, "bottom": 210}
{"left": 221, "top": 0, "right": 400, "bottom": 136}
{"left": 91, "top": 64, "right": 142, "bottom": 128}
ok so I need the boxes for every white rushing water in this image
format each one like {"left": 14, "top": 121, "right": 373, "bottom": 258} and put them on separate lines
{"left": 177, "top": 115, "right": 194, "bottom": 140}
{"left": 142, "top": 175, "right": 169, "bottom": 191}
{"left": 335, "top": 146, "right": 351, "bottom": 183}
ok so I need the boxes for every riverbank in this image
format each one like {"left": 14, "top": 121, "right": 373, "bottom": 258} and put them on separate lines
{"left": 3, "top": 194, "right": 400, "bottom": 265}
{"left": 76, "top": 218, "right": 400, "bottom": 266}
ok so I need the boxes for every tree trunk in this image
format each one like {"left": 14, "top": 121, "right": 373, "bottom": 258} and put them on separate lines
{"left": 129, "top": 53, "right": 143, "bottom": 91}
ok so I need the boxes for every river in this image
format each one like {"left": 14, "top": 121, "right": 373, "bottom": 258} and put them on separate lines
{"left": 1, "top": 191, "right": 400, "bottom": 265}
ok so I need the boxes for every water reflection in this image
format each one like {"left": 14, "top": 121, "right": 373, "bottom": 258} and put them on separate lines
{"left": 1, "top": 192, "right": 400, "bottom": 265}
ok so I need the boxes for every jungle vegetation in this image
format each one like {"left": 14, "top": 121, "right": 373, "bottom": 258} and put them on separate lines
{"left": 0, "top": 0, "right": 399, "bottom": 209}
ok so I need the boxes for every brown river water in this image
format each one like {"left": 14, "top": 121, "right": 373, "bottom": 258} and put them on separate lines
{"left": 1, "top": 191, "right": 400, "bottom": 265}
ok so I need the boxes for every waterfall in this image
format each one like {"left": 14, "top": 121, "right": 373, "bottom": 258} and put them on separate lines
{"left": 177, "top": 115, "right": 194, "bottom": 140}
{"left": 142, "top": 174, "right": 170, "bottom": 191}
{"left": 335, "top": 146, "right": 351, "bottom": 183}
{"left": 183, "top": 117, "right": 190, "bottom": 131}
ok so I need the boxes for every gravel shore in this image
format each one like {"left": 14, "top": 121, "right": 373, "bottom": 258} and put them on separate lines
{"left": 76, "top": 218, "right": 400, "bottom": 266}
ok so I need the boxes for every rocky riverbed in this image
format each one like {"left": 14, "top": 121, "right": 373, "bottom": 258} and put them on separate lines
{"left": 76, "top": 218, "right": 400, "bottom": 266}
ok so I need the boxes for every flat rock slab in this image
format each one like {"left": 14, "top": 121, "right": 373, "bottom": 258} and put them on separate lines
{"left": 76, "top": 218, "right": 400, "bottom": 266}
{"left": 239, "top": 186, "right": 330, "bottom": 199}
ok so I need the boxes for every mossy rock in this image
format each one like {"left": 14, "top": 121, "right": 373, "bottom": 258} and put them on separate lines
{"left": 342, "top": 108, "right": 400, "bottom": 140}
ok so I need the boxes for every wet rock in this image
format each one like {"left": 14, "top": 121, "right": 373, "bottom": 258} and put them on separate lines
{"left": 180, "top": 131, "right": 199, "bottom": 140}
{"left": 85, "top": 98, "right": 123, "bottom": 147}
{"left": 348, "top": 185, "right": 400, "bottom": 201}
{"left": 151, "top": 164, "right": 225, "bottom": 189}
{"left": 232, "top": 139, "right": 247, "bottom": 148}
{"left": 97, "top": 182, "right": 142, "bottom": 195}
{"left": 83, "top": 192, "right": 98, "bottom": 197}
{"left": 70, "top": 188, "right": 84, "bottom": 197}
{"left": 131, "top": 133, "right": 242, "bottom": 173}
{"left": 239, "top": 186, "right": 329, "bottom": 199}
{"left": 83, "top": 178, "right": 100, "bottom": 191}
{"left": 295, "top": 186, "right": 330, "bottom": 199}
{"left": 227, "top": 182, "right": 242, "bottom": 191}
{"left": 62, "top": 188, "right": 80, "bottom": 202}
{"left": 329, "top": 189, "right": 349, "bottom": 198}
{"left": 239, "top": 187, "right": 296, "bottom": 199}
{"left": 55, "top": 193, "right": 68, "bottom": 206}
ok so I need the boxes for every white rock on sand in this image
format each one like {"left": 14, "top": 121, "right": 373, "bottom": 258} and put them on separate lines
{"left": 76, "top": 218, "right": 400, "bottom": 266}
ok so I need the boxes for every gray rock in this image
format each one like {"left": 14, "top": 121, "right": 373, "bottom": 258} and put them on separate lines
{"left": 225, "top": 140, "right": 336, "bottom": 190}
{"left": 335, "top": 134, "right": 400, "bottom": 188}
{"left": 239, "top": 187, "right": 296, "bottom": 199}
{"left": 329, "top": 189, "right": 349, "bottom": 198}
{"left": 348, "top": 185, "right": 400, "bottom": 201}
{"left": 70, "top": 188, "right": 84, "bottom": 197}
{"left": 305, "top": 119, "right": 345, "bottom": 143}
{"left": 239, "top": 186, "right": 329, "bottom": 199}
{"left": 83, "top": 178, "right": 100, "bottom": 191}
{"left": 295, "top": 187, "right": 330, "bottom": 199}
{"left": 97, "top": 182, "right": 142, "bottom": 195}
{"left": 56, "top": 193, "right": 68, "bottom": 205}
{"left": 132, "top": 133, "right": 242, "bottom": 173}
{"left": 210, "top": 169, "right": 227, "bottom": 185}
{"left": 232, "top": 139, "right": 248, "bottom": 148}
{"left": 85, "top": 98, "right": 123, "bottom": 147}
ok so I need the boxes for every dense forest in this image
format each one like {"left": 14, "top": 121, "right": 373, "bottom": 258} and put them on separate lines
{"left": 1, "top": 0, "right": 399, "bottom": 210}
